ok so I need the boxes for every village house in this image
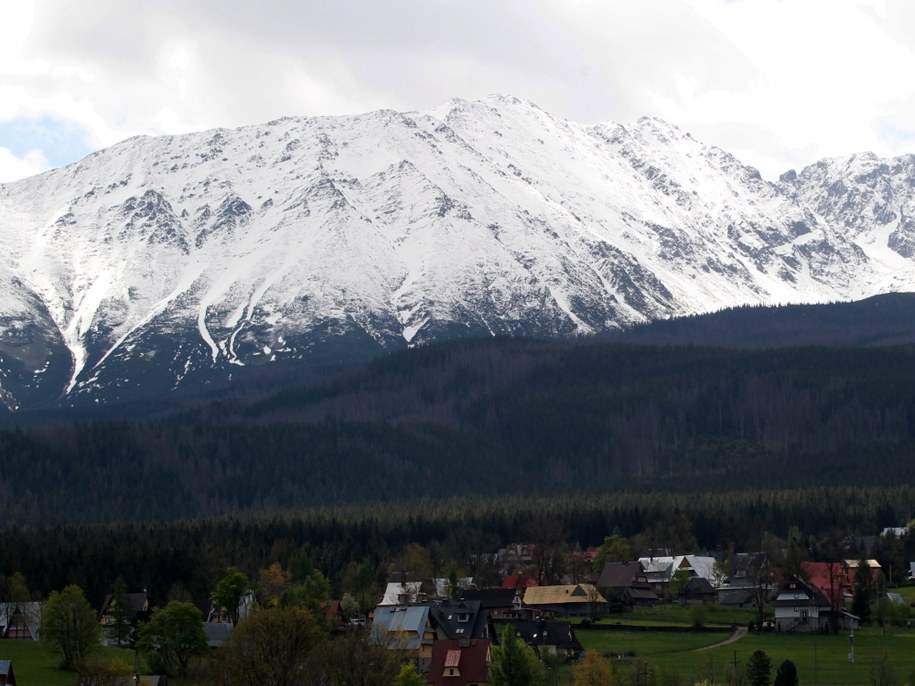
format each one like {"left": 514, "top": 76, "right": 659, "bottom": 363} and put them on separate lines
{"left": 596, "top": 561, "right": 658, "bottom": 608}
{"left": 428, "top": 600, "right": 493, "bottom": 642}
{"left": 0, "top": 603, "right": 41, "bottom": 640}
{"left": 0, "top": 660, "right": 16, "bottom": 686}
{"left": 637, "top": 555, "right": 717, "bottom": 598}
{"left": 379, "top": 581, "right": 425, "bottom": 606}
{"left": 372, "top": 604, "right": 436, "bottom": 672}
{"left": 511, "top": 620, "right": 583, "bottom": 660}
{"left": 459, "top": 588, "right": 519, "bottom": 620}
{"left": 427, "top": 639, "right": 490, "bottom": 686}
{"left": 522, "top": 584, "right": 607, "bottom": 618}
{"left": 772, "top": 576, "right": 830, "bottom": 633}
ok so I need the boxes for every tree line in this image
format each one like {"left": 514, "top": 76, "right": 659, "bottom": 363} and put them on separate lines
{"left": 2, "top": 488, "right": 913, "bottom": 609}
{"left": 4, "top": 339, "right": 915, "bottom": 525}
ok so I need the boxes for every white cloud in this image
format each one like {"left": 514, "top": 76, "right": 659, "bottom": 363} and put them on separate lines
{"left": 0, "top": 146, "right": 49, "bottom": 183}
{"left": 652, "top": 0, "right": 915, "bottom": 176}
{"left": 1, "top": 0, "right": 915, "bottom": 182}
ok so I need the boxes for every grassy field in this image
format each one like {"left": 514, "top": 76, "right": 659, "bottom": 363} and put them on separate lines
{"left": 0, "top": 640, "right": 77, "bottom": 686}
{"left": 0, "top": 640, "right": 142, "bottom": 686}
{"left": 597, "top": 603, "right": 757, "bottom": 628}
{"left": 572, "top": 624, "right": 915, "bottom": 685}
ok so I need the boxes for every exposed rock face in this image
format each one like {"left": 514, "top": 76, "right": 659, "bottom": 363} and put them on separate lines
{"left": 1, "top": 95, "right": 914, "bottom": 409}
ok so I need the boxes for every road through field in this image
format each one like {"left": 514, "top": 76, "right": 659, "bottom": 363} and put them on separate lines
{"left": 696, "top": 626, "right": 748, "bottom": 651}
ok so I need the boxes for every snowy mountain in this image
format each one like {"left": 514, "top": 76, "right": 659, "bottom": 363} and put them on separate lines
{"left": 1, "top": 94, "right": 915, "bottom": 411}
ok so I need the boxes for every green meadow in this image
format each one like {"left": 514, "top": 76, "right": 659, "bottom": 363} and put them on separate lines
{"left": 0, "top": 640, "right": 141, "bottom": 686}
{"left": 575, "top": 623, "right": 915, "bottom": 685}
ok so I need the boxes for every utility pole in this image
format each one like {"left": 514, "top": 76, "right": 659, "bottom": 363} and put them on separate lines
{"left": 814, "top": 625, "right": 818, "bottom": 686}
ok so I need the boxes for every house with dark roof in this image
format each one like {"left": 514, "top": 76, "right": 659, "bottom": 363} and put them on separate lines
{"left": 427, "top": 639, "right": 490, "bottom": 686}
{"left": 98, "top": 591, "right": 151, "bottom": 646}
{"left": 459, "top": 589, "right": 518, "bottom": 619}
{"left": 203, "top": 621, "right": 232, "bottom": 648}
{"left": 596, "top": 562, "right": 657, "bottom": 608}
{"left": 511, "top": 620, "right": 583, "bottom": 661}
{"left": 0, "top": 660, "right": 16, "bottom": 686}
{"left": 772, "top": 576, "right": 830, "bottom": 633}
{"left": 679, "top": 577, "right": 717, "bottom": 605}
{"left": 99, "top": 591, "right": 150, "bottom": 627}
{"left": 428, "top": 600, "right": 494, "bottom": 642}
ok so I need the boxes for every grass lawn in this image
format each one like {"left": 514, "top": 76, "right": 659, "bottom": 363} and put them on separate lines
{"left": 571, "top": 624, "right": 915, "bottom": 685}
{"left": 893, "top": 583, "right": 915, "bottom": 605}
{"left": 597, "top": 603, "right": 757, "bottom": 628}
{"left": 0, "top": 639, "right": 77, "bottom": 686}
{"left": 0, "top": 640, "right": 142, "bottom": 686}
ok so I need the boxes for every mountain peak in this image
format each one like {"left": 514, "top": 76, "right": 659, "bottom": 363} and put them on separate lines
{"left": 1, "top": 99, "right": 914, "bottom": 410}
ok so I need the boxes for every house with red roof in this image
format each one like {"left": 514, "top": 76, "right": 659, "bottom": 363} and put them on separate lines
{"left": 800, "top": 561, "right": 852, "bottom": 608}
{"left": 427, "top": 639, "right": 490, "bottom": 686}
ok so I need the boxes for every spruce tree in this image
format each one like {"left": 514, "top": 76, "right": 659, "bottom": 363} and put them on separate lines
{"left": 747, "top": 649, "right": 772, "bottom": 686}
{"left": 773, "top": 659, "right": 799, "bottom": 686}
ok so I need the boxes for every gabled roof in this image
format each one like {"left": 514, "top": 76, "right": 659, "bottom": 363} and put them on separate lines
{"left": 433, "top": 577, "right": 474, "bottom": 598}
{"left": 625, "top": 587, "right": 659, "bottom": 602}
{"left": 845, "top": 559, "right": 881, "bottom": 569}
{"left": 772, "top": 576, "right": 830, "bottom": 609}
{"left": 597, "top": 561, "right": 643, "bottom": 589}
{"left": 682, "top": 577, "right": 716, "bottom": 596}
{"left": 0, "top": 660, "right": 14, "bottom": 683}
{"left": 523, "top": 584, "right": 605, "bottom": 606}
{"left": 800, "top": 561, "right": 851, "bottom": 603}
{"left": 502, "top": 574, "right": 538, "bottom": 589}
{"left": 100, "top": 592, "right": 149, "bottom": 620}
{"left": 202, "top": 621, "right": 232, "bottom": 647}
{"left": 512, "top": 620, "right": 583, "bottom": 652}
{"left": 371, "top": 605, "right": 432, "bottom": 651}
{"left": 639, "top": 557, "right": 675, "bottom": 576}
{"left": 717, "top": 589, "right": 753, "bottom": 606}
{"left": 682, "top": 556, "right": 717, "bottom": 581}
{"left": 428, "top": 600, "right": 490, "bottom": 640}
{"left": 379, "top": 581, "right": 423, "bottom": 606}
{"left": 427, "top": 639, "right": 490, "bottom": 686}
{"left": 0, "top": 602, "right": 41, "bottom": 640}
{"left": 460, "top": 588, "right": 517, "bottom": 609}
{"left": 637, "top": 555, "right": 717, "bottom": 582}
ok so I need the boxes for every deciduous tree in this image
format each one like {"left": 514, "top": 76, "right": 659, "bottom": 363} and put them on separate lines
{"left": 212, "top": 566, "right": 251, "bottom": 625}
{"left": 214, "top": 606, "right": 324, "bottom": 686}
{"left": 572, "top": 651, "right": 614, "bottom": 686}
{"left": 394, "top": 662, "right": 426, "bottom": 686}
{"left": 41, "top": 584, "right": 100, "bottom": 671}
{"left": 138, "top": 601, "right": 208, "bottom": 678}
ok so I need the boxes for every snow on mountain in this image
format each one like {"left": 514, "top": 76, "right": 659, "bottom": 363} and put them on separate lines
{"left": 1, "top": 94, "right": 914, "bottom": 410}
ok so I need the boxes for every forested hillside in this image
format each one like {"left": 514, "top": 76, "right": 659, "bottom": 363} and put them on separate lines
{"left": 3, "top": 337, "right": 915, "bottom": 525}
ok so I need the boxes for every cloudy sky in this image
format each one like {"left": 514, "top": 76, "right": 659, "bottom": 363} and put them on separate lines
{"left": 2, "top": 0, "right": 915, "bottom": 182}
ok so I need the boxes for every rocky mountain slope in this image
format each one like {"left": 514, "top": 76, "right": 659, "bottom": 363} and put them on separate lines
{"left": 1, "top": 95, "right": 914, "bottom": 410}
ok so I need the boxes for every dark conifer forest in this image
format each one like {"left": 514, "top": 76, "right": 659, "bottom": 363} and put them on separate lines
{"left": 2, "top": 296, "right": 915, "bottom": 602}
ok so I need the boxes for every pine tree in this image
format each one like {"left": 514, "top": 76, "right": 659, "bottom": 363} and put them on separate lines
{"left": 747, "top": 649, "right": 772, "bottom": 686}
{"left": 773, "top": 659, "right": 799, "bottom": 686}
{"left": 490, "top": 624, "right": 545, "bottom": 686}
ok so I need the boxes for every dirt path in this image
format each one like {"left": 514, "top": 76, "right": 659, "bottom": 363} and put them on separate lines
{"left": 695, "top": 626, "right": 748, "bottom": 651}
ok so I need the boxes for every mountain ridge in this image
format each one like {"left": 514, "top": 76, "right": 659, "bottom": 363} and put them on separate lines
{"left": 2, "top": 95, "right": 915, "bottom": 410}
